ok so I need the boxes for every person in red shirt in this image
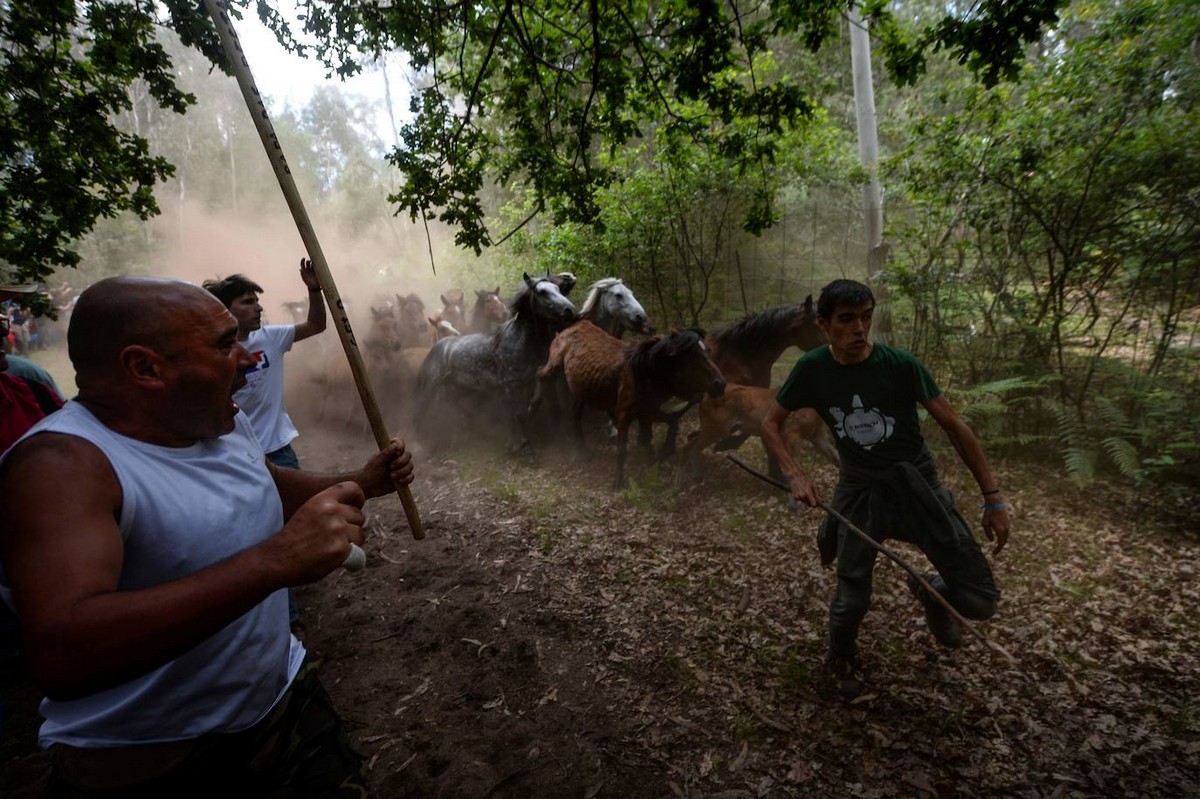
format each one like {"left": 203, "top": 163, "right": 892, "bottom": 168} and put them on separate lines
{"left": 0, "top": 312, "right": 64, "bottom": 453}
{"left": 1, "top": 300, "right": 64, "bottom": 682}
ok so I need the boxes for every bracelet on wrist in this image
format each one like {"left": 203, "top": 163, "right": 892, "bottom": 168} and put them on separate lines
{"left": 982, "top": 489, "right": 1001, "bottom": 496}
{"left": 981, "top": 502, "right": 1008, "bottom": 511}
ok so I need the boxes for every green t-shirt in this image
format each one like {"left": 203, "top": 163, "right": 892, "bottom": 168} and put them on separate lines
{"left": 776, "top": 342, "right": 941, "bottom": 472}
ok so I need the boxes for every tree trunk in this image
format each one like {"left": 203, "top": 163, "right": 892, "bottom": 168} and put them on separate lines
{"left": 848, "top": 7, "right": 892, "bottom": 337}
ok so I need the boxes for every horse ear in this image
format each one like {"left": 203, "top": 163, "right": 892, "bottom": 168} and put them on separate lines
{"left": 441, "top": 293, "right": 449, "bottom": 304}
{"left": 804, "top": 294, "right": 814, "bottom": 308}
{"left": 523, "top": 272, "right": 533, "bottom": 286}
{"left": 494, "top": 286, "right": 500, "bottom": 295}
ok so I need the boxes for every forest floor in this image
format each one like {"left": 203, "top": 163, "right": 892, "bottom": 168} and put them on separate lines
{"left": 2, "top": 412, "right": 1198, "bottom": 798}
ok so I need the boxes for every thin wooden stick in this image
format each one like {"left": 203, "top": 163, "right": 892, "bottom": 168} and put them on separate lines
{"left": 202, "top": 1, "right": 425, "bottom": 548}
{"left": 726, "top": 454, "right": 1015, "bottom": 663}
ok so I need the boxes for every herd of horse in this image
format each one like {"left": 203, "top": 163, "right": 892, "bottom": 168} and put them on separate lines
{"left": 307, "top": 273, "right": 838, "bottom": 489}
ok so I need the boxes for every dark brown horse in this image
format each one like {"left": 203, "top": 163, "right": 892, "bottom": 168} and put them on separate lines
{"left": 705, "top": 296, "right": 823, "bottom": 387}
{"left": 395, "top": 293, "right": 431, "bottom": 348}
{"left": 614, "top": 330, "right": 726, "bottom": 488}
{"left": 531, "top": 325, "right": 725, "bottom": 487}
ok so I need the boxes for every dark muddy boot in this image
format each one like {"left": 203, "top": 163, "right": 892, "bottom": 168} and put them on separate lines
{"left": 908, "top": 573, "right": 962, "bottom": 649}
{"left": 825, "top": 652, "right": 865, "bottom": 699}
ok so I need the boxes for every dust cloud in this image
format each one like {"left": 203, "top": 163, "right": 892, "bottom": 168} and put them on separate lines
{"left": 57, "top": 199, "right": 515, "bottom": 448}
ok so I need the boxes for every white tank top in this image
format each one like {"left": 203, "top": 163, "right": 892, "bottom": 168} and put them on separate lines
{"left": 0, "top": 401, "right": 304, "bottom": 747}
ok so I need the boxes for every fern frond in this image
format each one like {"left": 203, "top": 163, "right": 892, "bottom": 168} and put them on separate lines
{"left": 1102, "top": 436, "right": 1143, "bottom": 482}
{"left": 1094, "top": 395, "right": 1134, "bottom": 437}
{"left": 1054, "top": 404, "right": 1086, "bottom": 447}
{"left": 1063, "top": 447, "right": 1096, "bottom": 485}
{"left": 955, "top": 375, "right": 1049, "bottom": 400}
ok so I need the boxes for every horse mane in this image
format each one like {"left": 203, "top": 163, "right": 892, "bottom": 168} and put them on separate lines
{"left": 507, "top": 280, "right": 538, "bottom": 318}
{"left": 579, "top": 278, "right": 623, "bottom": 318}
{"left": 709, "top": 304, "right": 807, "bottom": 354}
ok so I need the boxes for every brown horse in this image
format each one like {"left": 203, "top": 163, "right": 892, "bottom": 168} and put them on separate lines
{"left": 706, "top": 297, "right": 823, "bottom": 386}
{"left": 529, "top": 321, "right": 625, "bottom": 447}
{"left": 529, "top": 324, "right": 725, "bottom": 488}
{"left": 676, "top": 384, "right": 839, "bottom": 488}
{"left": 434, "top": 289, "right": 468, "bottom": 333}
{"left": 365, "top": 304, "right": 403, "bottom": 367}
{"left": 469, "top": 288, "right": 509, "bottom": 335}
{"left": 613, "top": 330, "right": 726, "bottom": 488}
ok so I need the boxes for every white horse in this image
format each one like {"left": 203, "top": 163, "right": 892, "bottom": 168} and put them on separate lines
{"left": 577, "top": 277, "right": 653, "bottom": 337}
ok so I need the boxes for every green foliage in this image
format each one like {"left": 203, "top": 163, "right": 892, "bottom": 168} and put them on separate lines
{"left": 1, "top": 1, "right": 192, "bottom": 285}
{"left": 244, "top": 0, "right": 1065, "bottom": 254}
{"left": 888, "top": 0, "right": 1200, "bottom": 495}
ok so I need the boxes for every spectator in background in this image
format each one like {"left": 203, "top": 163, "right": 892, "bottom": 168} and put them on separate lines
{"left": 0, "top": 320, "right": 64, "bottom": 453}
{"left": 203, "top": 259, "right": 326, "bottom": 470}
{"left": 0, "top": 292, "right": 65, "bottom": 693}
{"left": 0, "top": 270, "right": 66, "bottom": 454}
{"left": 3, "top": 350, "right": 65, "bottom": 399}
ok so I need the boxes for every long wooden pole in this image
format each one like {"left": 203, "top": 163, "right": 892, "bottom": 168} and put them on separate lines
{"left": 202, "top": 0, "right": 425, "bottom": 552}
{"left": 727, "top": 454, "right": 1014, "bottom": 663}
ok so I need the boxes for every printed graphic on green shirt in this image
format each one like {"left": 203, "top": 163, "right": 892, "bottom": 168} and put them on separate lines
{"left": 830, "top": 394, "right": 895, "bottom": 450}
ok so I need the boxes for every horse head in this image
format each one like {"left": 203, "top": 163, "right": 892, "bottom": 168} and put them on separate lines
{"left": 367, "top": 304, "right": 403, "bottom": 352}
{"left": 707, "top": 297, "right": 825, "bottom": 387}
{"left": 580, "top": 277, "right": 652, "bottom": 337}
{"left": 394, "top": 293, "right": 432, "bottom": 346}
{"left": 630, "top": 328, "right": 725, "bottom": 403}
{"left": 786, "top": 294, "right": 824, "bottom": 350}
{"left": 429, "top": 316, "right": 462, "bottom": 340}
{"left": 471, "top": 287, "right": 509, "bottom": 334}
{"left": 517, "top": 272, "right": 577, "bottom": 331}
{"left": 551, "top": 271, "right": 577, "bottom": 296}
{"left": 438, "top": 290, "right": 468, "bottom": 331}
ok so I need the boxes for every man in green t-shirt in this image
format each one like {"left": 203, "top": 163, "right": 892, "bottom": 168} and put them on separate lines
{"left": 761, "top": 279, "right": 1011, "bottom": 698}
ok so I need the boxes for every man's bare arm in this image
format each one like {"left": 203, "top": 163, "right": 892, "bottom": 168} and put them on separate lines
{"left": 922, "top": 394, "right": 1010, "bottom": 554}
{"left": 293, "top": 258, "right": 327, "bottom": 342}
{"left": 268, "top": 438, "right": 414, "bottom": 519}
{"left": 761, "top": 403, "right": 821, "bottom": 507}
{"left": 0, "top": 434, "right": 366, "bottom": 700}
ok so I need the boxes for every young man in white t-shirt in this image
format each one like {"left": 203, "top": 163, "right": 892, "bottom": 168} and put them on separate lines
{"left": 204, "top": 260, "right": 327, "bottom": 630}
{"left": 203, "top": 259, "right": 326, "bottom": 468}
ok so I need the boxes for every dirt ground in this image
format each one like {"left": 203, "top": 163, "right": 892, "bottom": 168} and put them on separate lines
{"left": 3, "top": 413, "right": 1199, "bottom": 798}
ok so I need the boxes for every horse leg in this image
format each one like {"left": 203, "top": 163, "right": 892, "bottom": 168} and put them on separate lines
{"left": 524, "top": 375, "right": 547, "bottom": 422}
{"left": 673, "top": 417, "right": 724, "bottom": 490}
{"left": 413, "top": 384, "right": 446, "bottom": 453}
{"left": 636, "top": 417, "right": 653, "bottom": 452}
{"left": 510, "top": 391, "right": 534, "bottom": 458}
{"left": 658, "top": 411, "right": 684, "bottom": 461}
